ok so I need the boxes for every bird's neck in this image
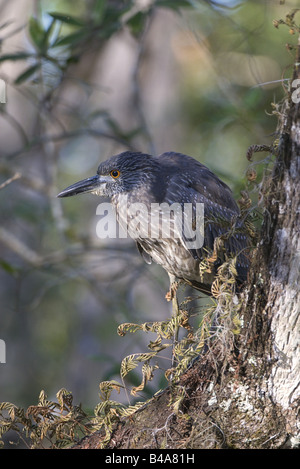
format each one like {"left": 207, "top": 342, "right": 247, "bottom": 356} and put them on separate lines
{"left": 111, "top": 183, "right": 155, "bottom": 235}
{"left": 111, "top": 185, "right": 153, "bottom": 211}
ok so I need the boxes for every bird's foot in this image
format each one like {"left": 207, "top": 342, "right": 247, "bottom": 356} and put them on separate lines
{"left": 165, "top": 280, "right": 181, "bottom": 301}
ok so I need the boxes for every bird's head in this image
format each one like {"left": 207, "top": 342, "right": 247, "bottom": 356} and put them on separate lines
{"left": 57, "top": 151, "right": 158, "bottom": 199}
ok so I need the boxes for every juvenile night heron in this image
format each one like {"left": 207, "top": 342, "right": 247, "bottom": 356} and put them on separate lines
{"left": 58, "top": 151, "right": 249, "bottom": 331}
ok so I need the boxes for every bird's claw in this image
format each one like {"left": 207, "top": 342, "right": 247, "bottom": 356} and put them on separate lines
{"left": 165, "top": 280, "right": 181, "bottom": 301}
{"left": 165, "top": 290, "right": 173, "bottom": 301}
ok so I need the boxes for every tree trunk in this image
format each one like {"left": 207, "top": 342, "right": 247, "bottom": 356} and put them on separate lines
{"left": 73, "top": 40, "right": 300, "bottom": 451}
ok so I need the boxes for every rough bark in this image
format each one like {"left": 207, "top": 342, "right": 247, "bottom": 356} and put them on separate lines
{"left": 73, "top": 40, "right": 300, "bottom": 450}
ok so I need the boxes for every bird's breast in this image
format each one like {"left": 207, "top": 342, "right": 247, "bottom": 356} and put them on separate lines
{"left": 112, "top": 192, "right": 202, "bottom": 279}
{"left": 112, "top": 192, "right": 186, "bottom": 241}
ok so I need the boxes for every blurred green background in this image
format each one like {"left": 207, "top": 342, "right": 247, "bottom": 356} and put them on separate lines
{"left": 0, "top": 0, "right": 297, "bottom": 414}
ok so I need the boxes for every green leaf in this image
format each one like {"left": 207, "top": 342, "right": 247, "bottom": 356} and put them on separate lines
{"left": 93, "top": 0, "right": 107, "bottom": 23}
{"left": 44, "top": 18, "right": 58, "bottom": 48}
{"left": 29, "top": 17, "right": 47, "bottom": 52}
{"left": 0, "top": 259, "right": 18, "bottom": 276}
{"left": 14, "top": 63, "right": 41, "bottom": 85}
{"left": 48, "top": 12, "right": 85, "bottom": 26}
{"left": 126, "top": 12, "right": 147, "bottom": 37}
{"left": 155, "top": 0, "right": 192, "bottom": 8}
{"left": 52, "top": 29, "right": 90, "bottom": 47}
{"left": 0, "top": 52, "right": 34, "bottom": 63}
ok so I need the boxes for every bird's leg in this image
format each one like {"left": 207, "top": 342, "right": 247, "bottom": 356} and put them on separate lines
{"left": 166, "top": 273, "right": 181, "bottom": 370}
{"left": 165, "top": 275, "right": 181, "bottom": 302}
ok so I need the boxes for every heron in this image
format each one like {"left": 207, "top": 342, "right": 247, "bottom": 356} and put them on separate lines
{"left": 58, "top": 151, "right": 249, "bottom": 361}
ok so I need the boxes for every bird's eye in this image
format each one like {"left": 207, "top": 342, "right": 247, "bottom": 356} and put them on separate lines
{"left": 110, "top": 170, "right": 120, "bottom": 179}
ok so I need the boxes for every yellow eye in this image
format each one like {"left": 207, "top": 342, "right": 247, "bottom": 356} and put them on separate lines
{"left": 110, "top": 169, "right": 120, "bottom": 179}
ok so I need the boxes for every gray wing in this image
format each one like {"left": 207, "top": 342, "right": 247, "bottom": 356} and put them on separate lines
{"left": 136, "top": 240, "right": 152, "bottom": 264}
{"left": 159, "top": 154, "right": 249, "bottom": 283}
{"left": 183, "top": 185, "right": 249, "bottom": 283}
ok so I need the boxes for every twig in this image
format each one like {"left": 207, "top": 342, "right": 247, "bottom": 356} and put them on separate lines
{"left": 0, "top": 226, "right": 43, "bottom": 265}
{"left": 131, "top": 10, "right": 156, "bottom": 155}
{"left": 0, "top": 172, "right": 21, "bottom": 190}
{"left": 0, "top": 109, "right": 30, "bottom": 147}
{"left": 5, "top": 128, "right": 137, "bottom": 160}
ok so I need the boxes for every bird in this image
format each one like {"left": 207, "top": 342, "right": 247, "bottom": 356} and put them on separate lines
{"left": 57, "top": 151, "right": 249, "bottom": 295}
{"left": 58, "top": 151, "right": 249, "bottom": 361}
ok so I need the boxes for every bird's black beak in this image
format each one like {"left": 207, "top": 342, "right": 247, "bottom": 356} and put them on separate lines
{"left": 57, "top": 175, "right": 100, "bottom": 198}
